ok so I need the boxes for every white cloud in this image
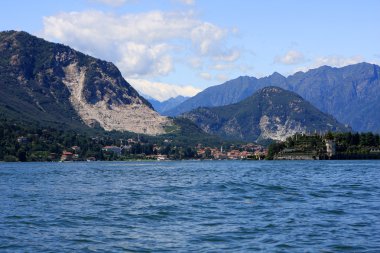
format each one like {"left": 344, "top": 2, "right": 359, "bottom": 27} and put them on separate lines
{"left": 275, "top": 50, "right": 305, "bottom": 65}
{"left": 190, "top": 22, "right": 226, "bottom": 55}
{"left": 188, "top": 57, "right": 202, "bottom": 68}
{"left": 213, "top": 49, "right": 240, "bottom": 62}
{"left": 311, "top": 55, "right": 364, "bottom": 68}
{"left": 128, "top": 79, "right": 201, "bottom": 101}
{"left": 90, "top": 0, "right": 127, "bottom": 7}
{"left": 42, "top": 10, "right": 238, "bottom": 78}
{"left": 199, "top": 72, "right": 212, "bottom": 80}
{"left": 212, "top": 63, "right": 233, "bottom": 70}
{"left": 295, "top": 55, "right": 364, "bottom": 72}
{"left": 175, "top": 0, "right": 195, "bottom": 5}
{"left": 117, "top": 42, "right": 173, "bottom": 76}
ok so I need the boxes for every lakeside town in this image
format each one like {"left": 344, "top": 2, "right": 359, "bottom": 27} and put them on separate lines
{"left": 2, "top": 117, "right": 380, "bottom": 162}
{"left": 59, "top": 140, "right": 268, "bottom": 162}
{"left": 17, "top": 133, "right": 380, "bottom": 162}
{"left": 8, "top": 131, "right": 380, "bottom": 162}
{"left": 42, "top": 131, "right": 380, "bottom": 162}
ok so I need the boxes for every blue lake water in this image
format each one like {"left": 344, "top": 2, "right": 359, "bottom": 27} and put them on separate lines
{"left": 1, "top": 160, "right": 380, "bottom": 252}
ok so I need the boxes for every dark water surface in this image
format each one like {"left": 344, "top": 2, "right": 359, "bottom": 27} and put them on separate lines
{"left": 1, "top": 161, "right": 380, "bottom": 252}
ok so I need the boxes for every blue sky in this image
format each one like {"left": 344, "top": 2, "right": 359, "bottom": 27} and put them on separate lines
{"left": 1, "top": 0, "right": 379, "bottom": 100}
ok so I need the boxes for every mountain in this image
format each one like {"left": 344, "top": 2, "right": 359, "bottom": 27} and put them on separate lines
{"left": 167, "top": 63, "right": 380, "bottom": 133}
{"left": 165, "top": 73, "right": 287, "bottom": 116}
{"left": 0, "top": 30, "right": 171, "bottom": 135}
{"left": 181, "top": 87, "right": 350, "bottom": 142}
{"left": 147, "top": 95, "right": 189, "bottom": 115}
{"left": 286, "top": 63, "right": 380, "bottom": 133}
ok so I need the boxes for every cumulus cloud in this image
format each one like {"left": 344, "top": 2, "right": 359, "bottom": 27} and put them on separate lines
{"left": 42, "top": 10, "right": 238, "bottom": 79}
{"left": 128, "top": 79, "right": 201, "bottom": 101}
{"left": 190, "top": 22, "right": 226, "bottom": 55}
{"left": 117, "top": 42, "right": 173, "bottom": 76}
{"left": 275, "top": 50, "right": 305, "bottom": 65}
{"left": 295, "top": 55, "right": 364, "bottom": 72}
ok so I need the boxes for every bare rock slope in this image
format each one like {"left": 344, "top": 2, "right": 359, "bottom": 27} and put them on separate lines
{"left": 181, "top": 87, "right": 350, "bottom": 142}
{"left": 0, "top": 31, "right": 171, "bottom": 134}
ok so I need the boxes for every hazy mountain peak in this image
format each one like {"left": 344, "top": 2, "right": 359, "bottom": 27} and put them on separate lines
{"left": 148, "top": 95, "right": 189, "bottom": 115}
{"left": 268, "top": 71, "right": 285, "bottom": 79}
{"left": 168, "top": 62, "right": 380, "bottom": 133}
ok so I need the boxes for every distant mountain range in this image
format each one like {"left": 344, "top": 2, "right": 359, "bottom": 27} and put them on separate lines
{"left": 147, "top": 95, "right": 189, "bottom": 115}
{"left": 0, "top": 30, "right": 174, "bottom": 135}
{"left": 0, "top": 30, "right": 377, "bottom": 145}
{"left": 181, "top": 87, "right": 350, "bottom": 142}
{"left": 167, "top": 63, "right": 380, "bottom": 133}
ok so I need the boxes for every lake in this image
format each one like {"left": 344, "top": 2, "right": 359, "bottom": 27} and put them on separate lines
{"left": 1, "top": 161, "right": 380, "bottom": 252}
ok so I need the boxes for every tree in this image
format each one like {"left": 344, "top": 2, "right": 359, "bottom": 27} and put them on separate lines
{"left": 267, "top": 142, "right": 285, "bottom": 160}
{"left": 4, "top": 155, "right": 17, "bottom": 162}
{"left": 184, "top": 147, "right": 195, "bottom": 158}
{"left": 204, "top": 148, "right": 212, "bottom": 159}
{"left": 17, "top": 149, "right": 27, "bottom": 162}
{"left": 325, "top": 131, "right": 334, "bottom": 140}
{"left": 351, "top": 133, "right": 360, "bottom": 146}
{"left": 360, "top": 133, "right": 368, "bottom": 146}
{"left": 366, "top": 132, "right": 376, "bottom": 147}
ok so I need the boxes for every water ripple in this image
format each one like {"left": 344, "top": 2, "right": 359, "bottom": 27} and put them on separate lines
{"left": 1, "top": 160, "right": 380, "bottom": 252}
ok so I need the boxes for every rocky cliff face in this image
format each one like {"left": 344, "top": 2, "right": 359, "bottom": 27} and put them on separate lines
{"left": 0, "top": 31, "right": 171, "bottom": 134}
{"left": 181, "top": 87, "right": 350, "bottom": 142}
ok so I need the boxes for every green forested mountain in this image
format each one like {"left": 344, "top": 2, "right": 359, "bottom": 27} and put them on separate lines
{"left": 181, "top": 87, "right": 350, "bottom": 142}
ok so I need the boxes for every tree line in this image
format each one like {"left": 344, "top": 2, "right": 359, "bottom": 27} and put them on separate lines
{"left": 0, "top": 118, "right": 199, "bottom": 162}
{"left": 267, "top": 132, "right": 380, "bottom": 160}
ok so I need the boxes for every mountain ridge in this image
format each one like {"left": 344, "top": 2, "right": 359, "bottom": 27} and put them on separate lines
{"left": 167, "top": 62, "right": 380, "bottom": 133}
{"left": 147, "top": 95, "right": 189, "bottom": 115}
{"left": 0, "top": 30, "right": 171, "bottom": 135}
{"left": 181, "top": 86, "right": 350, "bottom": 142}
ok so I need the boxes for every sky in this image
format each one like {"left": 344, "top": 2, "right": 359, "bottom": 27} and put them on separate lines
{"left": 1, "top": 0, "right": 380, "bottom": 101}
